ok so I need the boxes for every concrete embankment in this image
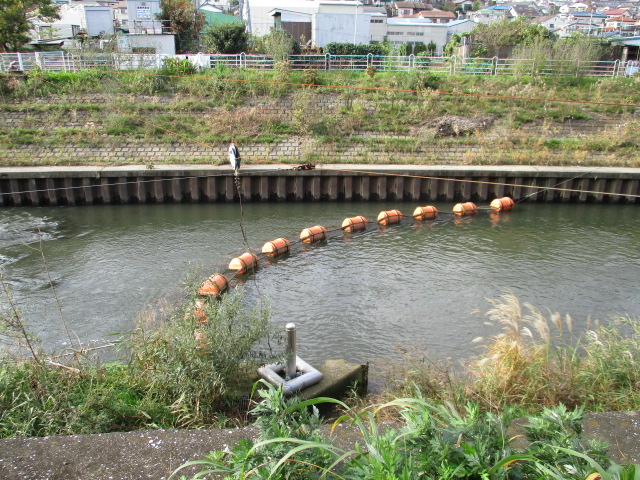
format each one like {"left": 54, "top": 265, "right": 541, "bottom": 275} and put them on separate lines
{"left": 1, "top": 411, "right": 639, "bottom": 480}
{"left": 0, "top": 165, "right": 638, "bottom": 206}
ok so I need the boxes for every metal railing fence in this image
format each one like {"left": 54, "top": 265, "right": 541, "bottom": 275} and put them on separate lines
{"left": 0, "top": 51, "right": 636, "bottom": 78}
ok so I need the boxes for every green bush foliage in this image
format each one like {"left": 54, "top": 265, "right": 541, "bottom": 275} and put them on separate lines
{"left": 176, "top": 382, "right": 628, "bottom": 480}
{"left": 254, "top": 29, "right": 300, "bottom": 62}
{"left": 323, "top": 42, "right": 383, "bottom": 56}
{"left": 0, "top": 288, "right": 271, "bottom": 437}
{"left": 160, "top": 57, "right": 198, "bottom": 76}
{"left": 202, "top": 22, "right": 249, "bottom": 54}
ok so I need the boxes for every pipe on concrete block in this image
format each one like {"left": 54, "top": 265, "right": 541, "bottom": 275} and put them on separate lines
{"left": 258, "top": 356, "right": 324, "bottom": 395}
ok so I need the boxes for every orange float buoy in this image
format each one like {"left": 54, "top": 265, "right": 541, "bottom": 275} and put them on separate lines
{"left": 228, "top": 252, "right": 259, "bottom": 274}
{"left": 377, "top": 209, "right": 403, "bottom": 225}
{"left": 194, "top": 299, "right": 208, "bottom": 324}
{"left": 452, "top": 202, "right": 478, "bottom": 216}
{"left": 490, "top": 197, "right": 515, "bottom": 212}
{"left": 262, "top": 237, "right": 291, "bottom": 257}
{"left": 341, "top": 215, "right": 368, "bottom": 232}
{"left": 197, "top": 273, "right": 228, "bottom": 297}
{"left": 300, "top": 225, "right": 327, "bottom": 244}
{"left": 413, "top": 205, "right": 439, "bottom": 220}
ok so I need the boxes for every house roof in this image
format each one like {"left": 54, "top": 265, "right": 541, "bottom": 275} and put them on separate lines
{"left": 448, "top": 18, "right": 475, "bottom": 26}
{"left": 604, "top": 9, "right": 630, "bottom": 16}
{"left": 511, "top": 5, "right": 543, "bottom": 16}
{"left": 416, "top": 9, "right": 456, "bottom": 18}
{"left": 393, "top": 1, "right": 430, "bottom": 8}
{"left": 202, "top": 11, "right": 242, "bottom": 25}
{"left": 606, "top": 16, "right": 636, "bottom": 22}
{"left": 571, "top": 11, "right": 607, "bottom": 17}
{"left": 387, "top": 16, "right": 447, "bottom": 25}
{"left": 536, "top": 14, "right": 555, "bottom": 23}
{"left": 615, "top": 35, "right": 640, "bottom": 46}
{"left": 487, "top": 5, "right": 511, "bottom": 10}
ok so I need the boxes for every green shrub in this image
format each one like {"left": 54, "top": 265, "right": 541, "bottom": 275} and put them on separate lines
{"left": 160, "top": 57, "right": 197, "bottom": 76}
{"left": 175, "top": 383, "right": 623, "bottom": 480}
{"left": 0, "top": 287, "right": 272, "bottom": 437}
{"left": 323, "top": 42, "right": 383, "bottom": 56}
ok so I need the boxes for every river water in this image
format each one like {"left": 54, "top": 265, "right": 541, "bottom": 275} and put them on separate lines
{"left": 0, "top": 202, "right": 638, "bottom": 365}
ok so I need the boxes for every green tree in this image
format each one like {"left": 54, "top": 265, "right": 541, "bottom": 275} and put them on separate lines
{"left": 202, "top": 22, "right": 248, "bottom": 54}
{"left": 158, "top": 0, "right": 205, "bottom": 54}
{"left": 470, "top": 17, "right": 550, "bottom": 57}
{"left": 512, "top": 33, "right": 611, "bottom": 76}
{"left": 0, "top": 0, "right": 59, "bottom": 52}
{"left": 442, "top": 1, "right": 457, "bottom": 12}
{"left": 444, "top": 32, "right": 465, "bottom": 56}
{"left": 255, "top": 28, "right": 300, "bottom": 62}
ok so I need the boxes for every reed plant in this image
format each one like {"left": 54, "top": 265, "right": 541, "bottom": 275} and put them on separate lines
{"left": 466, "top": 292, "right": 640, "bottom": 413}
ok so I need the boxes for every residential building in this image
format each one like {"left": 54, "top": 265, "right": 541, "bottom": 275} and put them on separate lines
{"left": 392, "top": 1, "right": 432, "bottom": 16}
{"left": 454, "top": 0, "right": 474, "bottom": 11}
{"left": 534, "top": 13, "right": 570, "bottom": 33}
{"left": 386, "top": 17, "right": 449, "bottom": 51}
{"left": 113, "top": 0, "right": 129, "bottom": 33}
{"left": 199, "top": 0, "right": 233, "bottom": 13}
{"left": 509, "top": 4, "right": 544, "bottom": 19}
{"left": 468, "top": 5, "right": 512, "bottom": 23}
{"left": 247, "top": 0, "right": 320, "bottom": 37}
{"left": 269, "top": 8, "right": 312, "bottom": 44}
{"left": 33, "top": 0, "right": 115, "bottom": 40}
{"left": 567, "top": 11, "right": 607, "bottom": 33}
{"left": 368, "top": 11, "right": 389, "bottom": 42}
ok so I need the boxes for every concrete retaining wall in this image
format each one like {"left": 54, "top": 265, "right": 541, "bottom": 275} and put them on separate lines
{"left": 1, "top": 165, "right": 638, "bottom": 206}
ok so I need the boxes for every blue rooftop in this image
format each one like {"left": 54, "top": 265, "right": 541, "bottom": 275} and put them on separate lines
{"left": 572, "top": 12, "right": 607, "bottom": 18}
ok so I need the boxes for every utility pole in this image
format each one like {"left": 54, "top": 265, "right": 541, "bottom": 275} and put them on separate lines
{"left": 239, "top": 0, "right": 251, "bottom": 33}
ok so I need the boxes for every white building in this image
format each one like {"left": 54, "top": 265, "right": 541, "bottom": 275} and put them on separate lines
{"left": 315, "top": 1, "right": 372, "bottom": 46}
{"left": 535, "top": 13, "right": 570, "bottom": 34}
{"left": 369, "top": 11, "right": 388, "bottom": 43}
{"left": 247, "top": 0, "right": 320, "bottom": 37}
{"left": 33, "top": 1, "right": 115, "bottom": 40}
{"left": 117, "top": 33, "right": 176, "bottom": 54}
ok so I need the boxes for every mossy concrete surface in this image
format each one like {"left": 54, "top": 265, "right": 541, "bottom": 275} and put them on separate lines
{"left": 299, "top": 359, "right": 368, "bottom": 401}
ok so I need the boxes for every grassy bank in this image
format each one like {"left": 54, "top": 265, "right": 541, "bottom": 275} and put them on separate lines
{"left": 2, "top": 287, "right": 640, "bottom": 439}
{"left": 1, "top": 69, "right": 639, "bottom": 167}
{"left": 172, "top": 293, "right": 640, "bottom": 479}
{"left": 175, "top": 384, "right": 634, "bottom": 480}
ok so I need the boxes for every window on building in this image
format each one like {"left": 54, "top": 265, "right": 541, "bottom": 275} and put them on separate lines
{"left": 132, "top": 47, "right": 155, "bottom": 53}
{"left": 371, "top": 19, "right": 383, "bottom": 23}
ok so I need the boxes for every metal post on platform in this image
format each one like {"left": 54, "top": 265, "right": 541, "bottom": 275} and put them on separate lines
{"left": 285, "top": 323, "right": 297, "bottom": 380}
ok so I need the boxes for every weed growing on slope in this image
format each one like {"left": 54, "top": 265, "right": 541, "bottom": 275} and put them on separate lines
{"left": 175, "top": 380, "right": 628, "bottom": 480}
